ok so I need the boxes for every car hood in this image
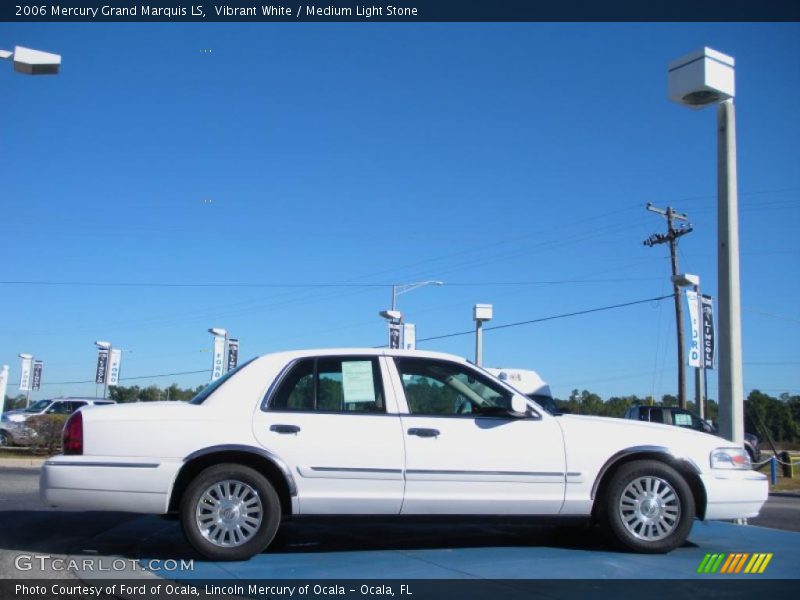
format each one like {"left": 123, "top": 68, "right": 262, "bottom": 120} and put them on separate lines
{"left": 2, "top": 410, "right": 31, "bottom": 422}
{"left": 554, "top": 413, "right": 735, "bottom": 474}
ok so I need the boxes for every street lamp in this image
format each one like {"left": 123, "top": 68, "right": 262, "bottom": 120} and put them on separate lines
{"left": 473, "top": 304, "right": 493, "bottom": 366}
{"left": 672, "top": 273, "right": 707, "bottom": 419}
{"left": 383, "top": 281, "right": 443, "bottom": 349}
{"left": 1, "top": 46, "right": 61, "bottom": 75}
{"left": 668, "top": 47, "right": 743, "bottom": 444}
{"left": 390, "top": 280, "right": 444, "bottom": 311}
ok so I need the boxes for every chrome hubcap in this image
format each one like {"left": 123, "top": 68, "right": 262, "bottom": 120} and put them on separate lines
{"left": 618, "top": 476, "right": 680, "bottom": 541}
{"left": 195, "top": 480, "right": 263, "bottom": 548}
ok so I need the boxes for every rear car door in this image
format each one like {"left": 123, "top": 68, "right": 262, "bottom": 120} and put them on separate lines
{"left": 253, "top": 355, "right": 405, "bottom": 514}
{"left": 389, "top": 356, "right": 567, "bottom": 515}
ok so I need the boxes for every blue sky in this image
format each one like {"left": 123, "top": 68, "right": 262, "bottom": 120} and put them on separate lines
{"left": 2, "top": 22, "right": 798, "bottom": 402}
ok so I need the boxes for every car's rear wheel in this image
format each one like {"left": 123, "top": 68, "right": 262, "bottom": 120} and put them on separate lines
{"left": 600, "top": 460, "right": 694, "bottom": 553}
{"left": 180, "top": 463, "right": 281, "bottom": 561}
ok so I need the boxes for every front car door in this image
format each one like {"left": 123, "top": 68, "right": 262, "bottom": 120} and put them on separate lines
{"left": 253, "top": 354, "right": 405, "bottom": 515}
{"left": 388, "top": 356, "right": 567, "bottom": 515}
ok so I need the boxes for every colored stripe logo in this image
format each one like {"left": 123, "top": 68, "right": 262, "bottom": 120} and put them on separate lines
{"left": 697, "top": 553, "right": 773, "bottom": 574}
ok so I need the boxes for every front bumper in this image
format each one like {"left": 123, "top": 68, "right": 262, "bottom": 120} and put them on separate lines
{"left": 701, "top": 468, "right": 769, "bottom": 520}
{"left": 40, "top": 454, "right": 182, "bottom": 514}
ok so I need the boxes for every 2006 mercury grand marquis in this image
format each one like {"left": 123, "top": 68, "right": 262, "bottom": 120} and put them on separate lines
{"left": 40, "top": 349, "right": 767, "bottom": 560}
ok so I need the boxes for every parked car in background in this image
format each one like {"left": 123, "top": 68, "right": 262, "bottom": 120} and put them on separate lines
{"left": 0, "top": 397, "right": 115, "bottom": 447}
{"left": 484, "top": 367, "right": 564, "bottom": 415}
{"left": 41, "top": 348, "right": 766, "bottom": 560}
{"left": 623, "top": 405, "right": 761, "bottom": 463}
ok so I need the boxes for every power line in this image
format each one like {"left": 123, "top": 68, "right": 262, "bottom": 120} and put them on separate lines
{"left": 413, "top": 294, "right": 673, "bottom": 344}
{"left": 0, "top": 277, "right": 665, "bottom": 289}
{"left": 10, "top": 369, "right": 211, "bottom": 387}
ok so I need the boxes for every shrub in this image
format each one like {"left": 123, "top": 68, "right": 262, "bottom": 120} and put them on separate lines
{"left": 26, "top": 414, "right": 68, "bottom": 456}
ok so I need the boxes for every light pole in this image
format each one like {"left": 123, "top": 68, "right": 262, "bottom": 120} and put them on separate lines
{"left": 384, "top": 281, "right": 443, "bottom": 348}
{"left": 668, "top": 47, "right": 743, "bottom": 444}
{"left": 473, "top": 304, "right": 493, "bottom": 366}
{"left": 390, "top": 280, "right": 444, "bottom": 311}
{"left": 673, "top": 273, "right": 706, "bottom": 419}
{"left": 1, "top": 46, "right": 61, "bottom": 75}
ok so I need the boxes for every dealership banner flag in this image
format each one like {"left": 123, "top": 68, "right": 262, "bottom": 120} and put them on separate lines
{"left": 686, "top": 290, "right": 701, "bottom": 368}
{"left": 31, "top": 360, "right": 43, "bottom": 391}
{"left": 403, "top": 323, "right": 416, "bottom": 350}
{"left": 0, "top": 365, "right": 9, "bottom": 416}
{"left": 389, "top": 323, "right": 401, "bottom": 349}
{"left": 702, "top": 294, "right": 716, "bottom": 370}
{"left": 107, "top": 349, "right": 122, "bottom": 387}
{"left": 227, "top": 339, "right": 239, "bottom": 372}
{"left": 211, "top": 335, "right": 226, "bottom": 381}
{"left": 18, "top": 355, "right": 32, "bottom": 392}
{"left": 95, "top": 349, "right": 109, "bottom": 384}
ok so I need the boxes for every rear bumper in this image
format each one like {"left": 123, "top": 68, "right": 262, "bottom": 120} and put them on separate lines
{"left": 701, "top": 469, "right": 769, "bottom": 520}
{"left": 40, "top": 455, "right": 181, "bottom": 514}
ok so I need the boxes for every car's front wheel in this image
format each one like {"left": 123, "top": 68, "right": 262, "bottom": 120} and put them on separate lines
{"left": 180, "top": 463, "right": 281, "bottom": 561}
{"left": 600, "top": 459, "right": 695, "bottom": 553}
{"left": 0, "top": 430, "right": 11, "bottom": 447}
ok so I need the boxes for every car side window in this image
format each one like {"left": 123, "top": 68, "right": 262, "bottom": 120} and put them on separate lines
{"left": 268, "top": 357, "right": 385, "bottom": 413}
{"left": 47, "top": 402, "right": 71, "bottom": 415}
{"left": 68, "top": 401, "right": 87, "bottom": 413}
{"left": 671, "top": 409, "right": 704, "bottom": 431}
{"left": 649, "top": 407, "right": 664, "bottom": 423}
{"left": 394, "top": 357, "right": 513, "bottom": 416}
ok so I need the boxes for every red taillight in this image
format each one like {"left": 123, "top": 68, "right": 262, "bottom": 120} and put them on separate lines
{"left": 63, "top": 411, "right": 83, "bottom": 455}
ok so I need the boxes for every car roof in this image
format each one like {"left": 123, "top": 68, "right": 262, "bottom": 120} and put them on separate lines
{"left": 256, "top": 348, "right": 471, "bottom": 363}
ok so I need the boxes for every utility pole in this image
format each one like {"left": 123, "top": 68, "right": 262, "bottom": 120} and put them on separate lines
{"left": 644, "top": 203, "right": 693, "bottom": 408}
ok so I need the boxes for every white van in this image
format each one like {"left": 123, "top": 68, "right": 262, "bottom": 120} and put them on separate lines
{"left": 485, "top": 368, "right": 561, "bottom": 415}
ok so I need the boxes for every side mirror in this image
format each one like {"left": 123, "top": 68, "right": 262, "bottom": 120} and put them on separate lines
{"left": 509, "top": 395, "right": 529, "bottom": 417}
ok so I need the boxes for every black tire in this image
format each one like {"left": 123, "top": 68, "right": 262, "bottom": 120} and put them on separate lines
{"left": 600, "top": 460, "right": 694, "bottom": 553}
{"left": 0, "top": 430, "right": 11, "bottom": 447}
{"left": 180, "top": 463, "right": 281, "bottom": 561}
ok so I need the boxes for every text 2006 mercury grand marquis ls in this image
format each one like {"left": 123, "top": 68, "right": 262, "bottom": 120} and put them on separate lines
{"left": 40, "top": 349, "right": 767, "bottom": 560}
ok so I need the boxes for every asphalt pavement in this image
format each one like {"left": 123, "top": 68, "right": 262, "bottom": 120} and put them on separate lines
{"left": 1, "top": 464, "right": 798, "bottom": 580}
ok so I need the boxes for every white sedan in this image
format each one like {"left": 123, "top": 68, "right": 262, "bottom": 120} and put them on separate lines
{"left": 40, "top": 349, "right": 767, "bottom": 561}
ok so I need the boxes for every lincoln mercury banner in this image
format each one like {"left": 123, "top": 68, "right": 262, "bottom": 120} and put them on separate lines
{"left": 95, "top": 349, "right": 109, "bottom": 384}
{"left": 211, "top": 335, "right": 226, "bottom": 381}
{"left": 686, "top": 290, "right": 701, "bottom": 368}
{"left": 403, "top": 323, "right": 416, "bottom": 350}
{"left": 702, "top": 294, "right": 716, "bottom": 370}
{"left": 0, "top": 365, "right": 9, "bottom": 416}
{"left": 107, "top": 349, "right": 122, "bottom": 387}
{"left": 18, "top": 355, "right": 32, "bottom": 392}
{"left": 31, "top": 360, "right": 43, "bottom": 391}
{"left": 227, "top": 339, "right": 239, "bottom": 372}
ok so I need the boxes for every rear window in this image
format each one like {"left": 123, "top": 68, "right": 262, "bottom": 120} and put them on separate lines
{"left": 189, "top": 358, "right": 256, "bottom": 405}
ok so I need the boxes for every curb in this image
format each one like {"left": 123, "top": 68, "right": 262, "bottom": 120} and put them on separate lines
{"left": 0, "top": 457, "right": 46, "bottom": 468}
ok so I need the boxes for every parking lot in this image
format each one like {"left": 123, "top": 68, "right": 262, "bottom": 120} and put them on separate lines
{"left": 1, "top": 463, "right": 798, "bottom": 584}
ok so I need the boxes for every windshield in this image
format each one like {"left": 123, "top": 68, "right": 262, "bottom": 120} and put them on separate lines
{"left": 25, "top": 400, "right": 52, "bottom": 413}
{"left": 189, "top": 358, "right": 257, "bottom": 405}
{"left": 526, "top": 394, "right": 557, "bottom": 415}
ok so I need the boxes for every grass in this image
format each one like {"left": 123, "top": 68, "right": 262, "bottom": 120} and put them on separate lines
{"left": 770, "top": 476, "right": 800, "bottom": 492}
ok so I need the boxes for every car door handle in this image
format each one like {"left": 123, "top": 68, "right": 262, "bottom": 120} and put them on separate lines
{"left": 408, "top": 428, "right": 440, "bottom": 438}
{"left": 270, "top": 424, "right": 301, "bottom": 434}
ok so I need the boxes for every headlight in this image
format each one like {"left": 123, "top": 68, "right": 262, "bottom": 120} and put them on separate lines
{"left": 710, "top": 447, "right": 751, "bottom": 470}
